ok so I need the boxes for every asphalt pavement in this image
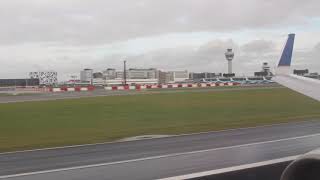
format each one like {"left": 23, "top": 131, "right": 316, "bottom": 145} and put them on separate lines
{"left": 0, "top": 120, "right": 320, "bottom": 180}
{"left": 0, "top": 85, "right": 282, "bottom": 103}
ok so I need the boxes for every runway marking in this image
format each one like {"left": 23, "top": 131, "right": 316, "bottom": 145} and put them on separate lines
{"left": 0, "top": 119, "right": 318, "bottom": 155}
{"left": 0, "top": 133, "right": 319, "bottom": 179}
{"left": 158, "top": 155, "right": 298, "bottom": 180}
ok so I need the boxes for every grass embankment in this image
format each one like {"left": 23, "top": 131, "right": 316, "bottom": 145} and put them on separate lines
{"left": 0, "top": 88, "right": 320, "bottom": 152}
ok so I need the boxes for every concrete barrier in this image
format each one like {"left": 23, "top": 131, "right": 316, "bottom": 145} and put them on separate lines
{"left": 105, "top": 82, "right": 239, "bottom": 91}
{"left": 129, "top": 86, "right": 136, "bottom": 90}
{"left": 200, "top": 83, "right": 207, "bottom": 87}
{"left": 67, "top": 88, "right": 75, "bottom": 92}
{"left": 80, "top": 87, "right": 88, "bottom": 91}
{"left": 52, "top": 88, "right": 61, "bottom": 92}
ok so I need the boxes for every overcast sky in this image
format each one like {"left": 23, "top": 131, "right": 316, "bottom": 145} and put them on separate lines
{"left": 1, "top": 0, "right": 320, "bottom": 80}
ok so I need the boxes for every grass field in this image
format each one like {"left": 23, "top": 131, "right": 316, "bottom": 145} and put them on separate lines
{"left": 1, "top": 88, "right": 320, "bottom": 152}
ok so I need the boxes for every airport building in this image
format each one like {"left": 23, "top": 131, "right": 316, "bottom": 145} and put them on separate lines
{"left": 294, "top": 69, "right": 320, "bottom": 79}
{"left": 158, "top": 71, "right": 171, "bottom": 84}
{"left": 168, "top": 70, "right": 189, "bottom": 82}
{"left": 29, "top": 71, "right": 58, "bottom": 85}
{"left": 103, "top": 68, "right": 116, "bottom": 79}
{"left": 105, "top": 78, "right": 158, "bottom": 86}
{"left": 0, "top": 79, "right": 40, "bottom": 87}
{"left": 293, "top": 69, "right": 309, "bottom": 76}
{"left": 93, "top": 72, "right": 103, "bottom": 79}
{"left": 128, "top": 68, "right": 158, "bottom": 79}
{"left": 223, "top": 73, "right": 236, "bottom": 78}
{"left": 80, "top": 69, "right": 93, "bottom": 84}
{"left": 92, "top": 78, "right": 105, "bottom": 86}
{"left": 225, "top": 48, "right": 235, "bottom": 75}
{"left": 262, "top": 62, "right": 271, "bottom": 74}
{"left": 189, "top": 72, "right": 222, "bottom": 80}
{"left": 254, "top": 62, "right": 273, "bottom": 77}
{"left": 115, "top": 71, "right": 129, "bottom": 79}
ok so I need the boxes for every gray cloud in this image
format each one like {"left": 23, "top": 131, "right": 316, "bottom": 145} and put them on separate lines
{"left": 125, "top": 40, "right": 237, "bottom": 72}
{"left": 119, "top": 39, "right": 320, "bottom": 76}
{"left": 1, "top": 0, "right": 320, "bottom": 45}
{"left": 241, "top": 40, "right": 276, "bottom": 54}
{"left": 0, "top": 0, "right": 320, "bottom": 80}
{"left": 1, "top": 37, "right": 319, "bottom": 80}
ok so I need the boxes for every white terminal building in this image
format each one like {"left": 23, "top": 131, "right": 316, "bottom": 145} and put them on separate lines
{"left": 103, "top": 68, "right": 116, "bottom": 80}
{"left": 128, "top": 68, "right": 158, "bottom": 79}
{"left": 105, "top": 68, "right": 159, "bottom": 85}
{"left": 89, "top": 68, "right": 190, "bottom": 86}
{"left": 29, "top": 71, "right": 58, "bottom": 85}
{"left": 80, "top": 69, "right": 93, "bottom": 84}
{"left": 168, "top": 70, "right": 189, "bottom": 83}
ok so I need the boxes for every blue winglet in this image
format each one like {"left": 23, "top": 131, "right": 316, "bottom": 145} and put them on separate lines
{"left": 278, "top": 34, "right": 295, "bottom": 67}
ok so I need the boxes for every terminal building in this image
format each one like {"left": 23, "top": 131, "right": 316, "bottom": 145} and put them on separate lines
{"left": 168, "top": 70, "right": 189, "bottom": 83}
{"left": 293, "top": 69, "right": 309, "bottom": 76}
{"left": 189, "top": 72, "right": 222, "bottom": 80}
{"left": 128, "top": 68, "right": 158, "bottom": 79}
{"left": 80, "top": 69, "right": 93, "bottom": 84}
{"left": 294, "top": 69, "right": 320, "bottom": 79}
{"left": 100, "top": 68, "right": 189, "bottom": 85}
{"left": 158, "top": 71, "right": 171, "bottom": 84}
{"left": 0, "top": 79, "right": 40, "bottom": 87}
{"left": 103, "top": 68, "right": 116, "bottom": 79}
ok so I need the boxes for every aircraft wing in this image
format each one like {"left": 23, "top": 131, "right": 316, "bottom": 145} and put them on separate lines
{"left": 273, "top": 74, "right": 320, "bottom": 101}
{"left": 273, "top": 34, "right": 320, "bottom": 180}
{"left": 273, "top": 33, "right": 320, "bottom": 102}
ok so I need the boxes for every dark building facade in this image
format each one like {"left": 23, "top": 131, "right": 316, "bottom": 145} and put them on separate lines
{"left": 254, "top": 71, "right": 269, "bottom": 77}
{"left": 0, "top": 79, "right": 40, "bottom": 87}
{"left": 93, "top": 72, "right": 104, "bottom": 79}
{"left": 293, "top": 69, "right": 309, "bottom": 76}
{"left": 223, "top": 73, "right": 235, "bottom": 78}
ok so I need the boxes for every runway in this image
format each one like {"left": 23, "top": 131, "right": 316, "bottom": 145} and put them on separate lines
{"left": 1, "top": 120, "right": 320, "bottom": 180}
{"left": 0, "top": 85, "right": 281, "bottom": 104}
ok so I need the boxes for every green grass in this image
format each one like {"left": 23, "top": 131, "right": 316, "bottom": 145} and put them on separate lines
{"left": 0, "top": 88, "right": 320, "bottom": 152}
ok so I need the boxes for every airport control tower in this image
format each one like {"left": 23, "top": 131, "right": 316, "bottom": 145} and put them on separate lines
{"left": 225, "top": 49, "right": 234, "bottom": 74}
